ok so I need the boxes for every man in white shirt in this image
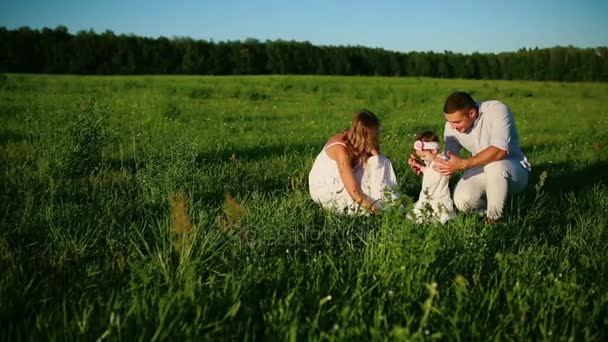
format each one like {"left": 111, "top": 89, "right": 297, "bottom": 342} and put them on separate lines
{"left": 408, "top": 92, "right": 531, "bottom": 223}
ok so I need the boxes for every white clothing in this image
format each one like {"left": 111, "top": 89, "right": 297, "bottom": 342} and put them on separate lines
{"left": 444, "top": 100, "right": 531, "bottom": 219}
{"left": 444, "top": 101, "right": 524, "bottom": 158}
{"left": 308, "top": 142, "right": 399, "bottom": 215}
{"left": 453, "top": 159, "right": 529, "bottom": 220}
{"left": 411, "top": 159, "right": 456, "bottom": 224}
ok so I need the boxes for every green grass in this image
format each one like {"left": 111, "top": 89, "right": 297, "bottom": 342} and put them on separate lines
{"left": 1, "top": 74, "right": 607, "bottom": 340}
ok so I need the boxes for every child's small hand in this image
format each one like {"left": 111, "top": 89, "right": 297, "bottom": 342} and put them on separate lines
{"left": 408, "top": 154, "right": 424, "bottom": 176}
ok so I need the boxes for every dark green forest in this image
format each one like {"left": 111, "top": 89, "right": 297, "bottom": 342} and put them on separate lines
{"left": 2, "top": 26, "right": 607, "bottom": 81}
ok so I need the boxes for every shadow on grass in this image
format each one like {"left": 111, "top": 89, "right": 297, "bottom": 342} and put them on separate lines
{"left": 105, "top": 142, "right": 317, "bottom": 174}
{"left": 0, "top": 130, "right": 27, "bottom": 144}
{"left": 196, "top": 142, "right": 317, "bottom": 164}
{"left": 492, "top": 159, "right": 607, "bottom": 251}
{"left": 430, "top": 159, "right": 608, "bottom": 289}
{"left": 223, "top": 114, "right": 294, "bottom": 123}
{"left": 530, "top": 160, "right": 607, "bottom": 195}
{"left": 104, "top": 142, "right": 318, "bottom": 208}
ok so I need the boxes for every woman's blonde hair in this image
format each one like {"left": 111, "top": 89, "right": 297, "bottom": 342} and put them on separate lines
{"left": 344, "top": 109, "right": 380, "bottom": 164}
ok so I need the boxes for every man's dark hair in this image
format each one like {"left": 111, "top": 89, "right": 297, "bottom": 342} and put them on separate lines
{"left": 443, "top": 91, "right": 477, "bottom": 114}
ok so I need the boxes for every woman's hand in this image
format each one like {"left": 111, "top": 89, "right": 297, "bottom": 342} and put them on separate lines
{"left": 369, "top": 204, "right": 380, "bottom": 214}
{"left": 408, "top": 154, "right": 424, "bottom": 176}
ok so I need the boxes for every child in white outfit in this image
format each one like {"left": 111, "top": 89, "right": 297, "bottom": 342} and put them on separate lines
{"left": 410, "top": 131, "right": 457, "bottom": 224}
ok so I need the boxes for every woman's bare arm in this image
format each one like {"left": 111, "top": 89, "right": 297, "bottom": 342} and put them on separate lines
{"left": 330, "top": 145, "right": 377, "bottom": 212}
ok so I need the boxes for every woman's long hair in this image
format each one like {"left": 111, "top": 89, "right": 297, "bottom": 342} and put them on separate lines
{"left": 344, "top": 109, "right": 380, "bottom": 164}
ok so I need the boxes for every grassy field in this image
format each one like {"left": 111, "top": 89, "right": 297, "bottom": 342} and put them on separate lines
{"left": 1, "top": 74, "right": 607, "bottom": 340}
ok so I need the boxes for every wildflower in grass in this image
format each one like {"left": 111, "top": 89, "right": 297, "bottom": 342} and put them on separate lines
{"left": 169, "top": 191, "right": 193, "bottom": 234}
{"left": 217, "top": 193, "right": 247, "bottom": 232}
{"left": 535, "top": 170, "right": 548, "bottom": 192}
{"left": 290, "top": 173, "right": 305, "bottom": 191}
{"left": 135, "top": 132, "right": 198, "bottom": 204}
{"left": 454, "top": 274, "right": 469, "bottom": 288}
{"left": 592, "top": 141, "right": 604, "bottom": 151}
{"left": 229, "top": 153, "right": 240, "bottom": 166}
{"left": 319, "top": 295, "right": 332, "bottom": 305}
{"left": 38, "top": 94, "right": 111, "bottom": 178}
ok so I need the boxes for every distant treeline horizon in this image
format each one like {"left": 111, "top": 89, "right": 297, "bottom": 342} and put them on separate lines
{"left": 2, "top": 26, "right": 607, "bottom": 81}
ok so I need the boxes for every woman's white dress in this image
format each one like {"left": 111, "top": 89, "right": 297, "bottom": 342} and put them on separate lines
{"left": 308, "top": 142, "right": 399, "bottom": 214}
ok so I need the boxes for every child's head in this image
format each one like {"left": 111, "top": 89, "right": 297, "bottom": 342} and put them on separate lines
{"left": 413, "top": 131, "right": 441, "bottom": 161}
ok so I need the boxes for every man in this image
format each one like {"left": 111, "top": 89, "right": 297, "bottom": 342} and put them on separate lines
{"left": 408, "top": 91, "right": 531, "bottom": 223}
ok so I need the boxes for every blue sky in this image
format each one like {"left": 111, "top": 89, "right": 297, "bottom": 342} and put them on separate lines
{"left": 1, "top": 0, "right": 606, "bottom": 53}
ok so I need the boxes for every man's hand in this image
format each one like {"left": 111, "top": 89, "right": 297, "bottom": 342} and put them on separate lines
{"left": 434, "top": 146, "right": 507, "bottom": 175}
{"left": 408, "top": 154, "right": 424, "bottom": 176}
{"left": 433, "top": 151, "right": 466, "bottom": 176}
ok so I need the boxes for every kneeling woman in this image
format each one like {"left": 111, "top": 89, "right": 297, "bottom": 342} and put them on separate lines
{"left": 308, "top": 110, "right": 399, "bottom": 214}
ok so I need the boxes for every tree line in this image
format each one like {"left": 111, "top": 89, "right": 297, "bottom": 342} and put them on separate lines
{"left": 2, "top": 26, "right": 607, "bottom": 81}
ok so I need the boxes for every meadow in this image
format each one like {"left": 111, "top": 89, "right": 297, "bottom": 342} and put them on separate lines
{"left": 1, "top": 74, "right": 607, "bottom": 340}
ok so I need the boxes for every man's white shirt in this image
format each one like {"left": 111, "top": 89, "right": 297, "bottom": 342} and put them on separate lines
{"left": 444, "top": 100, "right": 525, "bottom": 161}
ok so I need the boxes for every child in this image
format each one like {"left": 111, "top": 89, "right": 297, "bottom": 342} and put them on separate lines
{"left": 410, "top": 131, "right": 456, "bottom": 224}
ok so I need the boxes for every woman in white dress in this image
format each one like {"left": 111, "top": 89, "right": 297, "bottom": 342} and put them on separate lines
{"left": 308, "top": 110, "right": 399, "bottom": 215}
{"left": 410, "top": 131, "right": 456, "bottom": 224}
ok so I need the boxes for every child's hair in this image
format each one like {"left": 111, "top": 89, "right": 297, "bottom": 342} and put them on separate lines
{"left": 415, "top": 131, "right": 439, "bottom": 143}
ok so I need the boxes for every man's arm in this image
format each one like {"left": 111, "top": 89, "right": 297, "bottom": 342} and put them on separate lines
{"left": 434, "top": 147, "right": 507, "bottom": 175}
{"left": 433, "top": 124, "right": 465, "bottom": 175}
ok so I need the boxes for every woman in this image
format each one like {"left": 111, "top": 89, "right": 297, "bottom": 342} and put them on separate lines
{"left": 308, "top": 109, "right": 399, "bottom": 214}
